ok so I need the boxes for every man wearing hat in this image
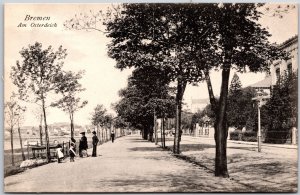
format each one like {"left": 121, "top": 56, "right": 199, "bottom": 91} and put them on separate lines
{"left": 79, "top": 132, "right": 88, "bottom": 157}
{"left": 92, "top": 131, "right": 99, "bottom": 157}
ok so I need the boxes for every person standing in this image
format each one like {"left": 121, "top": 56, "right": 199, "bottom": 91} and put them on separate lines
{"left": 111, "top": 130, "right": 115, "bottom": 143}
{"left": 79, "top": 132, "right": 88, "bottom": 157}
{"left": 56, "top": 144, "right": 64, "bottom": 163}
{"left": 92, "top": 131, "right": 99, "bottom": 157}
{"left": 69, "top": 142, "right": 76, "bottom": 162}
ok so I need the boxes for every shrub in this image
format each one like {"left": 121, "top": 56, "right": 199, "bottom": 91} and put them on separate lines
{"left": 230, "top": 130, "right": 242, "bottom": 141}
{"left": 241, "top": 131, "right": 257, "bottom": 142}
{"left": 4, "top": 166, "right": 24, "bottom": 177}
{"left": 264, "top": 129, "right": 290, "bottom": 144}
{"left": 230, "top": 130, "right": 257, "bottom": 142}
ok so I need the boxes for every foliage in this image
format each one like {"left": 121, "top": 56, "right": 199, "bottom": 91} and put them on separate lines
{"left": 114, "top": 66, "right": 176, "bottom": 139}
{"left": 10, "top": 42, "right": 67, "bottom": 161}
{"left": 65, "top": 2, "right": 288, "bottom": 176}
{"left": 11, "top": 42, "right": 67, "bottom": 102}
{"left": 229, "top": 130, "right": 242, "bottom": 141}
{"left": 91, "top": 104, "right": 108, "bottom": 127}
{"left": 4, "top": 93, "right": 26, "bottom": 166}
{"left": 229, "top": 73, "right": 242, "bottom": 95}
{"left": 114, "top": 116, "right": 127, "bottom": 129}
{"left": 227, "top": 80, "right": 257, "bottom": 130}
{"left": 5, "top": 94, "right": 26, "bottom": 129}
{"left": 181, "top": 111, "right": 193, "bottom": 130}
{"left": 51, "top": 70, "right": 88, "bottom": 138}
{"left": 264, "top": 72, "right": 298, "bottom": 143}
{"left": 104, "top": 114, "right": 113, "bottom": 128}
{"left": 241, "top": 131, "right": 257, "bottom": 142}
{"left": 229, "top": 130, "right": 257, "bottom": 142}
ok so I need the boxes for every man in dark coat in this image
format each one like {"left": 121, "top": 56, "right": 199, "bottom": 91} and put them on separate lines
{"left": 92, "top": 131, "right": 99, "bottom": 157}
{"left": 79, "top": 132, "right": 88, "bottom": 157}
{"left": 111, "top": 130, "right": 115, "bottom": 143}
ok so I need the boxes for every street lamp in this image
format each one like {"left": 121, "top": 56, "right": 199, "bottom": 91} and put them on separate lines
{"left": 252, "top": 90, "right": 270, "bottom": 152}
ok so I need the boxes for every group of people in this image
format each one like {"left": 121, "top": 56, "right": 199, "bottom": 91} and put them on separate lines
{"left": 56, "top": 130, "right": 116, "bottom": 163}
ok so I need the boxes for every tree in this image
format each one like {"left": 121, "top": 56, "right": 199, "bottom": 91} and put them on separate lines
{"left": 199, "top": 4, "right": 286, "bottom": 177}
{"left": 264, "top": 72, "right": 297, "bottom": 143}
{"left": 104, "top": 114, "right": 113, "bottom": 141}
{"left": 91, "top": 104, "right": 108, "bottom": 142}
{"left": 33, "top": 106, "right": 44, "bottom": 146}
{"left": 227, "top": 85, "right": 257, "bottom": 130}
{"left": 5, "top": 94, "right": 26, "bottom": 165}
{"left": 52, "top": 70, "right": 88, "bottom": 138}
{"left": 114, "top": 66, "right": 175, "bottom": 141}
{"left": 11, "top": 42, "right": 67, "bottom": 162}
{"left": 65, "top": 3, "right": 287, "bottom": 177}
{"left": 103, "top": 4, "right": 219, "bottom": 153}
{"left": 229, "top": 73, "right": 242, "bottom": 95}
{"left": 227, "top": 74, "right": 243, "bottom": 129}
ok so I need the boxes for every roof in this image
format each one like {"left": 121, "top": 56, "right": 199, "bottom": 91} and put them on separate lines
{"left": 279, "top": 35, "right": 298, "bottom": 49}
{"left": 191, "top": 98, "right": 209, "bottom": 104}
{"left": 249, "top": 76, "right": 272, "bottom": 88}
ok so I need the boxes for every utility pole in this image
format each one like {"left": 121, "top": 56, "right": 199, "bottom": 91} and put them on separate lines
{"left": 257, "top": 101, "right": 262, "bottom": 152}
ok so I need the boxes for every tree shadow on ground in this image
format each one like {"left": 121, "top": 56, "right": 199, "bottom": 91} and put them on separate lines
{"left": 227, "top": 146, "right": 257, "bottom": 152}
{"left": 180, "top": 144, "right": 215, "bottom": 152}
{"left": 230, "top": 161, "right": 287, "bottom": 176}
{"left": 128, "top": 147, "right": 165, "bottom": 152}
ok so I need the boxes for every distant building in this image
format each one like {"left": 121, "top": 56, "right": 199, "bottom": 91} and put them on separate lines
{"left": 190, "top": 98, "right": 210, "bottom": 113}
{"left": 270, "top": 35, "right": 298, "bottom": 85}
{"left": 250, "top": 35, "right": 298, "bottom": 90}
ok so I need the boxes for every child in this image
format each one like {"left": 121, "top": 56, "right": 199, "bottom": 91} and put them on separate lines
{"left": 69, "top": 142, "right": 76, "bottom": 162}
{"left": 56, "top": 144, "right": 64, "bottom": 163}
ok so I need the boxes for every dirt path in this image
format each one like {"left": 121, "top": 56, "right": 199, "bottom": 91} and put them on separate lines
{"left": 5, "top": 135, "right": 252, "bottom": 192}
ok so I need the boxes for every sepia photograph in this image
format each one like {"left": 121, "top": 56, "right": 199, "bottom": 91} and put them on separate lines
{"left": 3, "top": 3, "right": 298, "bottom": 193}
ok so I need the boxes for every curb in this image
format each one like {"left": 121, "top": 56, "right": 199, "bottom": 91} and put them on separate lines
{"left": 183, "top": 136, "right": 298, "bottom": 149}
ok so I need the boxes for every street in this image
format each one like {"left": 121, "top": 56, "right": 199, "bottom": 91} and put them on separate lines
{"left": 4, "top": 135, "right": 297, "bottom": 192}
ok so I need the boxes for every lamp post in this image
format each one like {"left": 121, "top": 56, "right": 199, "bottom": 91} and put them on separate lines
{"left": 252, "top": 90, "right": 270, "bottom": 152}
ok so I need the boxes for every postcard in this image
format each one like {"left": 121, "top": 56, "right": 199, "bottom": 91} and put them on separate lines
{"left": 3, "top": 3, "right": 298, "bottom": 192}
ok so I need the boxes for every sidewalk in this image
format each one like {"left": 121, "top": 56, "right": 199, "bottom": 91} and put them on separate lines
{"left": 160, "top": 135, "right": 297, "bottom": 192}
{"left": 185, "top": 135, "right": 298, "bottom": 149}
{"left": 4, "top": 135, "right": 297, "bottom": 192}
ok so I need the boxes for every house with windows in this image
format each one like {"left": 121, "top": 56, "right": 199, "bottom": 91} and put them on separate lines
{"left": 271, "top": 35, "right": 298, "bottom": 84}
{"left": 250, "top": 35, "right": 298, "bottom": 91}
{"left": 190, "top": 98, "right": 210, "bottom": 113}
{"left": 249, "top": 35, "right": 298, "bottom": 144}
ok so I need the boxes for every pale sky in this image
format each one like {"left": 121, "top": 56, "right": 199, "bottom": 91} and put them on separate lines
{"left": 4, "top": 3, "right": 298, "bottom": 127}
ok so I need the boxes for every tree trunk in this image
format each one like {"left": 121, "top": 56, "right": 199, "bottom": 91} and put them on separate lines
{"left": 205, "top": 70, "right": 217, "bottom": 112}
{"left": 142, "top": 126, "right": 148, "bottom": 140}
{"left": 106, "top": 128, "right": 108, "bottom": 142}
{"left": 214, "top": 67, "right": 230, "bottom": 177}
{"left": 99, "top": 127, "right": 102, "bottom": 144}
{"left": 10, "top": 126, "right": 14, "bottom": 166}
{"left": 39, "top": 114, "right": 43, "bottom": 146}
{"left": 70, "top": 113, "right": 74, "bottom": 139}
{"left": 163, "top": 117, "right": 166, "bottom": 148}
{"left": 154, "top": 109, "right": 158, "bottom": 145}
{"left": 160, "top": 118, "right": 163, "bottom": 147}
{"left": 41, "top": 97, "right": 50, "bottom": 162}
{"left": 17, "top": 125, "right": 25, "bottom": 161}
{"left": 173, "top": 80, "right": 186, "bottom": 154}
{"left": 102, "top": 128, "right": 104, "bottom": 143}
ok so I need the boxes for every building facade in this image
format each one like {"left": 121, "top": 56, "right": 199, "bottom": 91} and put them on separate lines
{"left": 270, "top": 35, "right": 298, "bottom": 85}
{"left": 250, "top": 35, "right": 298, "bottom": 90}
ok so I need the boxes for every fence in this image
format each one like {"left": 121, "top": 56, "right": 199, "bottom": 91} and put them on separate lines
{"left": 5, "top": 128, "right": 127, "bottom": 168}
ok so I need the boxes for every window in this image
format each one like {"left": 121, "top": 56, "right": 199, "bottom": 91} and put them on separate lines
{"left": 287, "top": 63, "right": 292, "bottom": 76}
{"left": 276, "top": 68, "right": 280, "bottom": 83}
